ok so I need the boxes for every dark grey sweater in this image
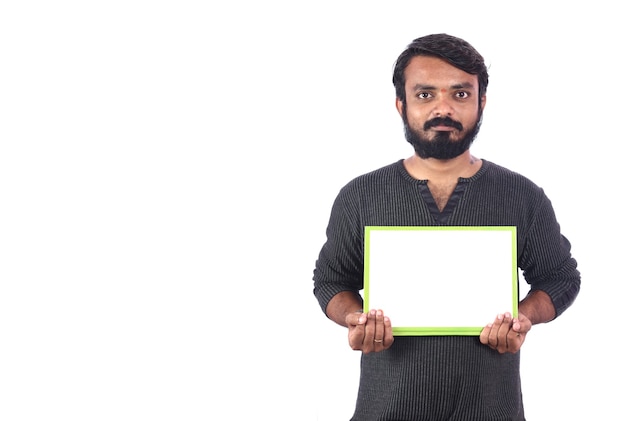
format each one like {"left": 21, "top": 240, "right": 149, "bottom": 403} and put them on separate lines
{"left": 313, "top": 159, "right": 580, "bottom": 421}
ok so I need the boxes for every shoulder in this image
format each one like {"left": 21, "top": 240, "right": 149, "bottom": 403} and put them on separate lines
{"left": 329, "top": 160, "right": 408, "bottom": 210}
{"left": 342, "top": 160, "right": 407, "bottom": 190}
{"left": 478, "top": 160, "right": 553, "bottom": 212}
{"left": 481, "top": 160, "right": 544, "bottom": 191}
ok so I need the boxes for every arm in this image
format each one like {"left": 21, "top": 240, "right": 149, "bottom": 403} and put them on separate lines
{"left": 325, "top": 291, "right": 363, "bottom": 327}
{"left": 313, "top": 180, "right": 398, "bottom": 353}
{"left": 518, "top": 289, "right": 555, "bottom": 325}
{"left": 480, "top": 188, "right": 580, "bottom": 353}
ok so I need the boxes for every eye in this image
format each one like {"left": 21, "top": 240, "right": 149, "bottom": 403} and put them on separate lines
{"left": 417, "top": 92, "right": 432, "bottom": 99}
{"left": 455, "top": 91, "right": 470, "bottom": 99}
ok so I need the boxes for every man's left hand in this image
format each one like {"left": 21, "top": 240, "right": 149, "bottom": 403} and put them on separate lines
{"left": 479, "top": 312, "right": 531, "bottom": 354}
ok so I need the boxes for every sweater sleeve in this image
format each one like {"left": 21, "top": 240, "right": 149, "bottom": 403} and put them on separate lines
{"left": 312, "top": 186, "right": 365, "bottom": 316}
{"left": 518, "top": 192, "right": 580, "bottom": 317}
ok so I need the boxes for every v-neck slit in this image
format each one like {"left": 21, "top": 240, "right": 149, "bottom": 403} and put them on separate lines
{"left": 418, "top": 182, "right": 467, "bottom": 224}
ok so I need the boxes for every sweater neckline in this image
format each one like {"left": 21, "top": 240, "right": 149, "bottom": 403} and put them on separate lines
{"left": 395, "top": 158, "right": 490, "bottom": 184}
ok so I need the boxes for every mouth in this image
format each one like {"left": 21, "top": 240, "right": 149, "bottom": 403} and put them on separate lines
{"left": 424, "top": 117, "right": 463, "bottom": 132}
{"left": 430, "top": 125, "right": 456, "bottom": 132}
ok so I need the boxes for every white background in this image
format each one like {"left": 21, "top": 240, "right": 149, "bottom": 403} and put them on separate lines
{"left": 0, "top": 1, "right": 620, "bottom": 420}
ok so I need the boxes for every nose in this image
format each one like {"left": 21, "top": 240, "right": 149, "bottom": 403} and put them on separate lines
{"left": 432, "top": 97, "right": 454, "bottom": 117}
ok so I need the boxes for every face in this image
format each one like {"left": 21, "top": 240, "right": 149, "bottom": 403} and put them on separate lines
{"left": 397, "top": 55, "right": 486, "bottom": 160}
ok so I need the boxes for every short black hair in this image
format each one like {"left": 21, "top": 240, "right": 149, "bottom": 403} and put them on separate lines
{"left": 392, "top": 34, "right": 489, "bottom": 105}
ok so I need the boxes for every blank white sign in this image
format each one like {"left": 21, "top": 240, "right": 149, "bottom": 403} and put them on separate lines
{"left": 364, "top": 226, "right": 517, "bottom": 335}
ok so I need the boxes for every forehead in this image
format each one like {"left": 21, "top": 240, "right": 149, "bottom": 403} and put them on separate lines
{"left": 404, "top": 55, "right": 478, "bottom": 90}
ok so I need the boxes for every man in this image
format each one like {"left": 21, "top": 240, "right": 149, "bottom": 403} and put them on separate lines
{"left": 312, "top": 33, "right": 580, "bottom": 420}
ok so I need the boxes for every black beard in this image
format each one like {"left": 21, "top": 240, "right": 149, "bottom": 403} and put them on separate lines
{"left": 402, "top": 111, "right": 482, "bottom": 160}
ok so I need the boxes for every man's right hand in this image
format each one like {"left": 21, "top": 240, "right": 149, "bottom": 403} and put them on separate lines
{"left": 346, "top": 309, "right": 394, "bottom": 354}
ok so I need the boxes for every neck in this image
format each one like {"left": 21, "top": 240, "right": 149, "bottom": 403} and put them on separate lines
{"left": 403, "top": 150, "right": 482, "bottom": 181}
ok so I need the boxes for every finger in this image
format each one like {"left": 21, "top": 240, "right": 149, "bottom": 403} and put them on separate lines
{"left": 505, "top": 329, "right": 523, "bottom": 353}
{"left": 358, "top": 309, "right": 377, "bottom": 352}
{"left": 498, "top": 313, "right": 517, "bottom": 353}
{"left": 512, "top": 316, "right": 531, "bottom": 336}
{"left": 510, "top": 318, "right": 526, "bottom": 343}
{"left": 496, "top": 313, "right": 513, "bottom": 339}
{"left": 383, "top": 315, "right": 394, "bottom": 347}
{"left": 346, "top": 310, "right": 365, "bottom": 327}
{"left": 347, "top": 312, "right": 367, "bottom": 351}
{"left": 373, "top": 310, "right": 385, "bottom": 346}
{"left": 366, "top": 309, "right": 378, "bottom": 338}
{"left": 348, "top": 324, "right": 366, "bottom": 351}
{"left": 511, "top": 318, "right": 521, "bottom": 333}
{"left": 479, "top": 323, "right": 492, "bottom": 345}
{"left": 488, "top": 314, "right": 504, "bottom": 348}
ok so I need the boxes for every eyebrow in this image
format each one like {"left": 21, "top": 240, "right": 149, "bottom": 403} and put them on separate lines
{"left": 410, "top": 82, "right": 476, "bottom": 92}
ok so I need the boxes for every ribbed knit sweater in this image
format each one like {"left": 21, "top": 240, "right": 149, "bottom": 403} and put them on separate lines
{"left": 313, "top": 159, "right": 580, "bottom": 421}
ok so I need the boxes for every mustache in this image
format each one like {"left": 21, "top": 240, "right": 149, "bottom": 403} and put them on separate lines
{"left": 424, "top": 117, "right": 463, "bottom": 131}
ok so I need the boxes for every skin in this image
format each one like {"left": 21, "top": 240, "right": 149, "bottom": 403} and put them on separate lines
{"left": 325, "top": 55, "right": 557, "bottom": 354}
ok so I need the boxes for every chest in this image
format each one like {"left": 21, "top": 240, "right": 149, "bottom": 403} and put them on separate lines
{"left": 427, "top": 181, "right": 458, "bottom": 212}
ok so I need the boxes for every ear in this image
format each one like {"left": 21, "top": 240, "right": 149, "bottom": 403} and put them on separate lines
{"left": 395, "top": 98, "right": 404, "bottom": 116}
{"left": 480, "top": 95, "right": 487, "bottom": 111}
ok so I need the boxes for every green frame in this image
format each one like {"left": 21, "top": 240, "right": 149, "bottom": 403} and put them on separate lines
{"left": 363, "top": 226, "right": 518, "bottom": 336}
